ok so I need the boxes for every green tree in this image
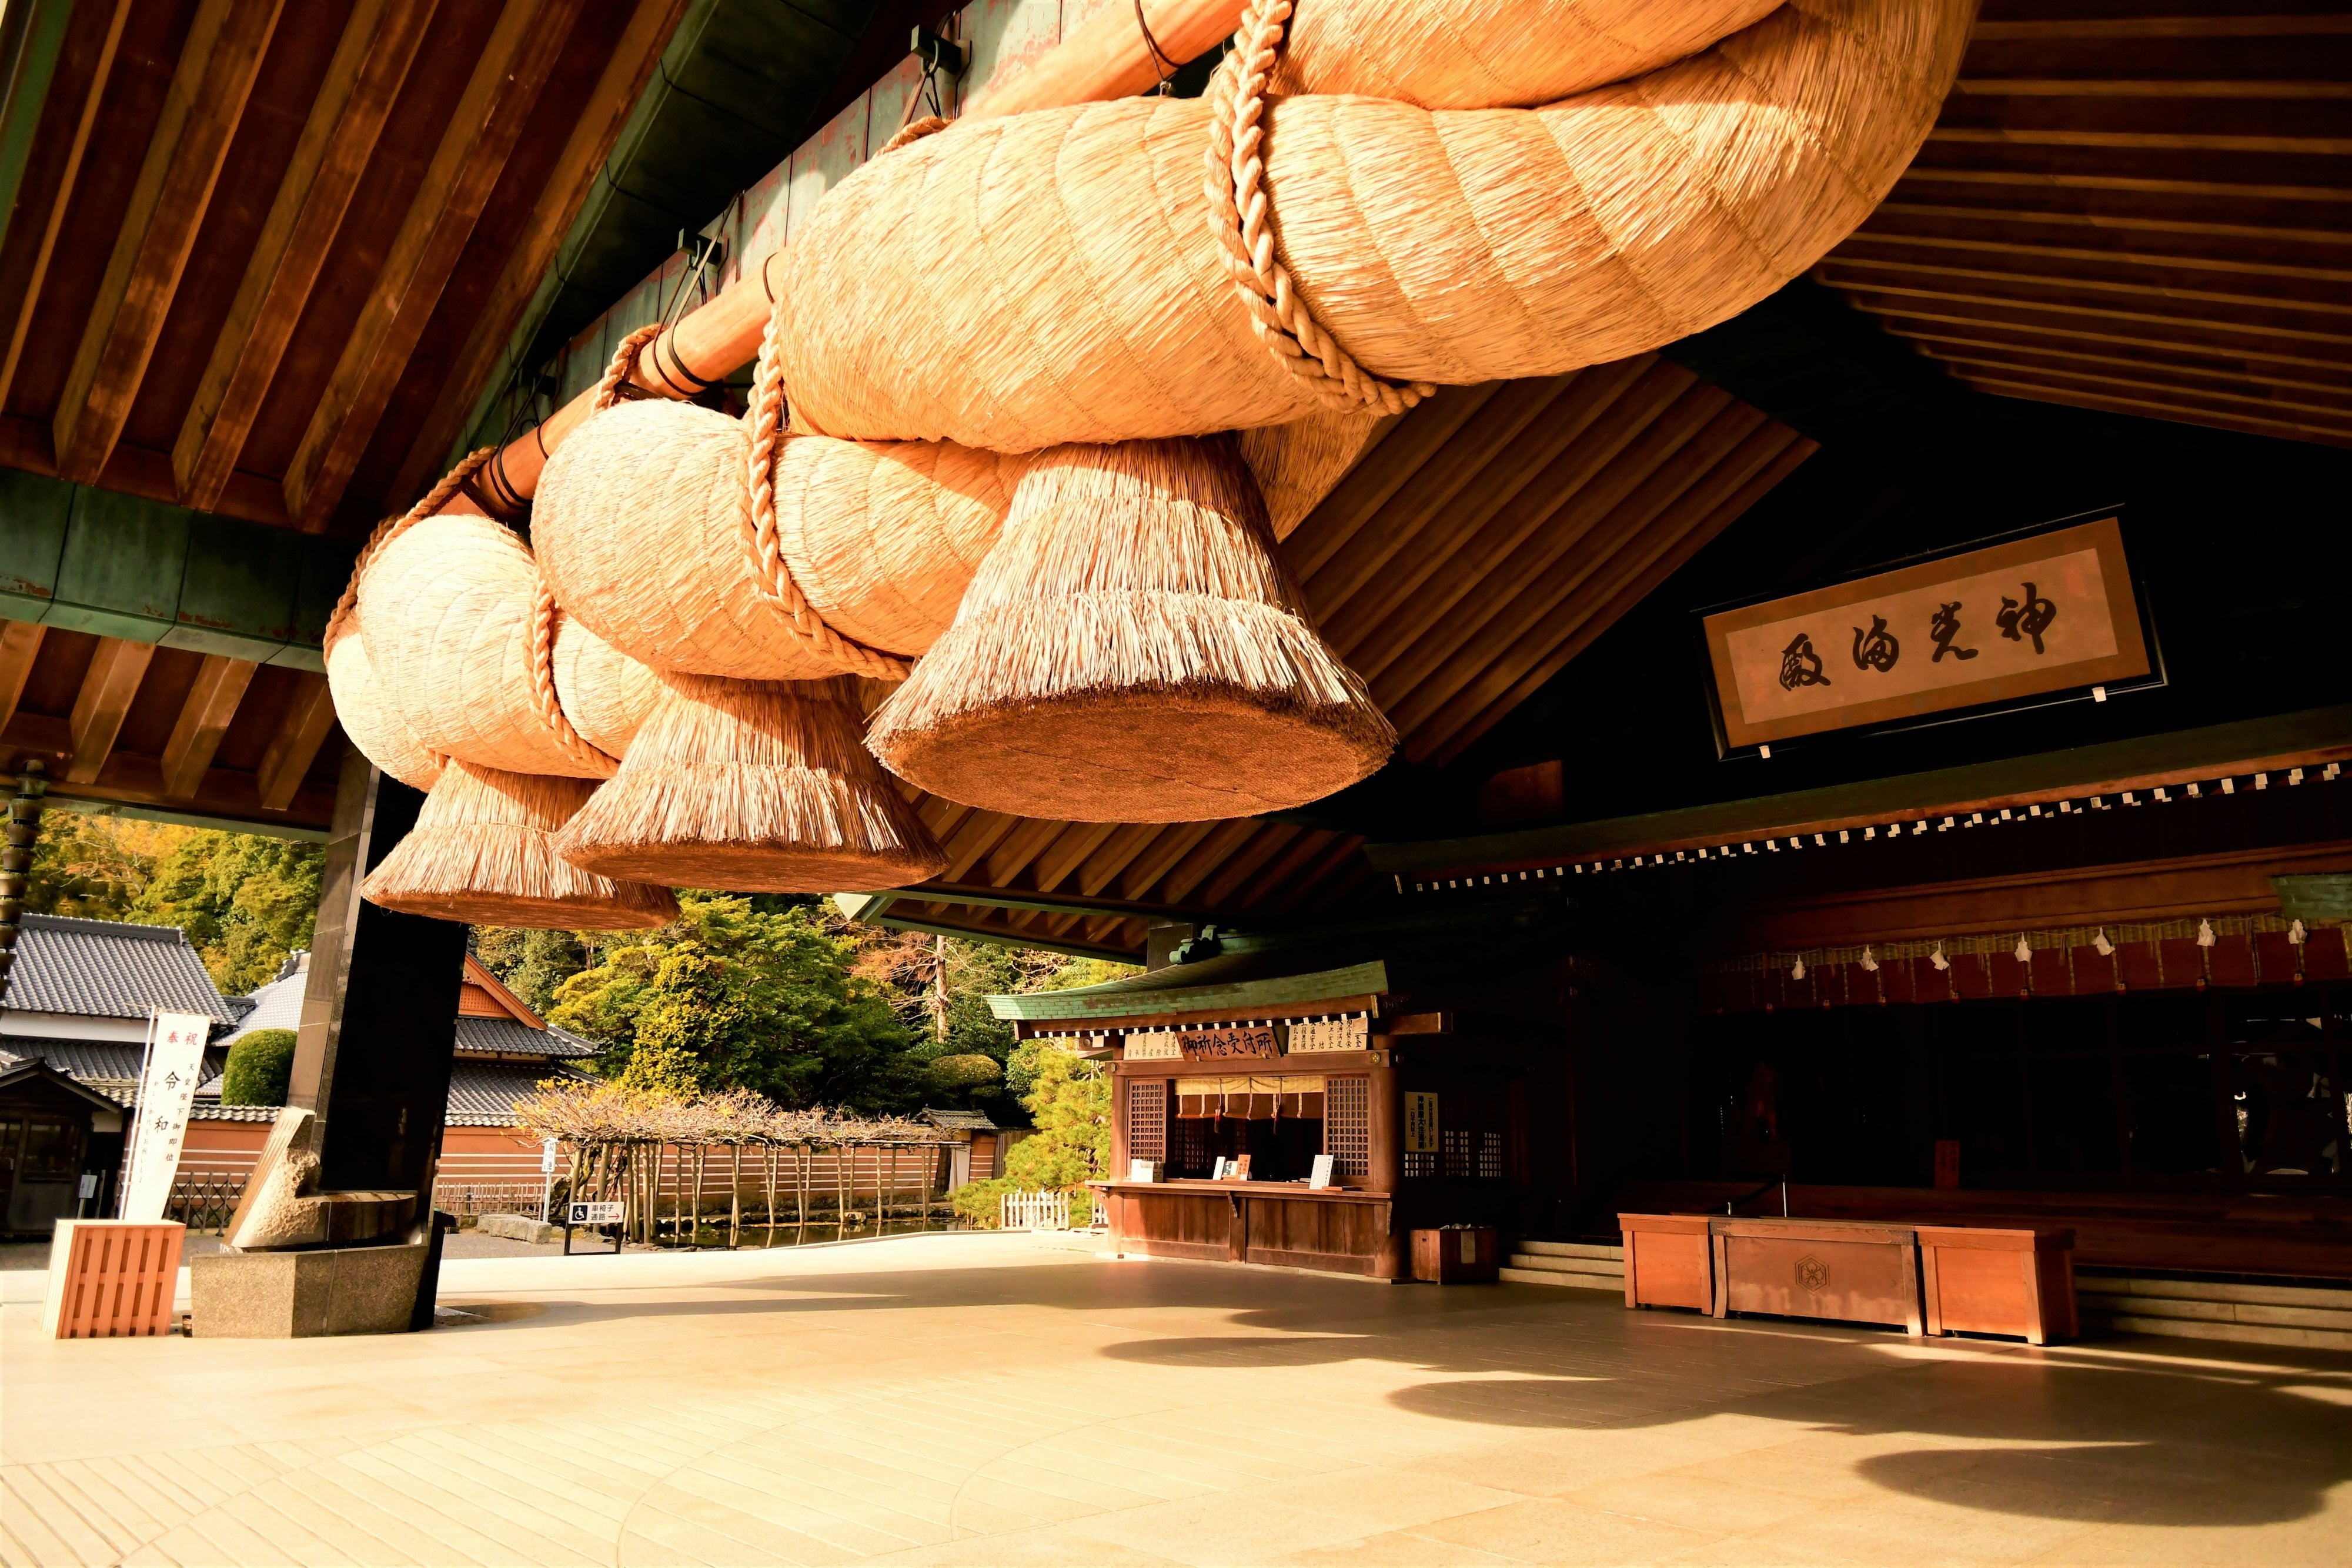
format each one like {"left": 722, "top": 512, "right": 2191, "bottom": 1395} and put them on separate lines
{"left": 547, "top": 894, "right": 919, "bottom": 1110}
{"left": 24, "top": 807, "right": 169, "bottom": 920}
{"left": 219, "top": 1028, "right": 298, "bottom": 1105}
{"left": 1002, "top": 1042, "right": 1111, "bottom": 1190}
{"left": 135, "top": 830, "right": 324, "bottom": 992}
{"left": 470, "top": 927, "right": 590, "bottom": 1017}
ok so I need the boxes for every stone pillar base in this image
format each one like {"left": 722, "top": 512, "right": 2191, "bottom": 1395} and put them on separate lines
{"left": 189, "top": 1243, "right": 427, "bottom": 1338}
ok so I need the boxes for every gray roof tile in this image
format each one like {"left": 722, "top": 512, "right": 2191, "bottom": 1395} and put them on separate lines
{"left": 447, "top": 1059, "right": 593, "bottom": 1125}
{"left": 453, "top": 1016, "right": 598, "bottom": 1059}
{"left": 2, "top": 915, "right": 235, "bottom": 1024}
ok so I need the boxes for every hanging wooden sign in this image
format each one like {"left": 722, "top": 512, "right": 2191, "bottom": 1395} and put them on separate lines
{"left": 1178, "top": 1027, "right": 1281, "bottom": 1061}
{"left": 1703, "top": 518, "right": 2149, "bottom": 750}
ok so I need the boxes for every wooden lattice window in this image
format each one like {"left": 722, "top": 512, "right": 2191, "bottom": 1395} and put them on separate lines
{"left": 1324, "top": 1075, "right": 1369, "bottom": 1178}
{"left": 1127, "top": 1079, "right": 1167, "bottom": 1165}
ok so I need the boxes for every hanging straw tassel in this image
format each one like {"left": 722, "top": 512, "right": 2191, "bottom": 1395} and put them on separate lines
{"left": 362, "top": 760, "right": 679, "bottom": 928}
{"left": 550, "top": 673, "right": 948, "bottom": 892}
{"left": 867, "top": 434, "right": 1394, "bottom": 821}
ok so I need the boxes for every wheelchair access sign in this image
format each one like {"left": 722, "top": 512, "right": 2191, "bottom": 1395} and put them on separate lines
{"left": 567, "top": 1201, "right": 624, "bottom": 1226}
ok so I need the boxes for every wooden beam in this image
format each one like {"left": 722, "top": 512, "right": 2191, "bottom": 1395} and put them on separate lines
{"left": 1816, "top": 273, "right": 2352, "bottom": 350}
{"left": 1870, "top": 311, "right": 2352, "bottom": 379}
{"left": 1819, "top": 257, "right": 2352, "bottom": 326}
{"left": 1889, "top": 164, "right": 2352, "bottom": 208}
{"left": 0, "top": 621, "right": 46, "bottom": 731}
{"left": 172, "top": 0, "right": 432, "bottom": 511}
{"left": 1419, "top": 433, "right": 1816, "bottom": 766}
{"left": 1866, "top": 199, "right": 2352, "bottom": 253}
{"left": 0, "top": 0, "right": 129, "bottom": 414}
{"left": 255, "top": 673, "right": 336, "bottom": 810}
{"left": 281, "top": 0, "right": 569, "bottom": 529}
{"left": 1076, "top": 822, "right": 1172, "bottom": 897}
{"left": 1835, "top": 232, "right": 2352, "bottom": 296}
{"left": 1030, "top": 821, "right": 1121, "bottom": 892}
{"left": 941, "top": 810, "right": 1023, "bottom": 882}
{"left": 51, "top": 0, "right": 284, "bottom": 485}
{"left": 1156, "top": 820, "right": 1264, "bottom": 906}
{"left": 66, "top": 638, "right": 154, "bottom": 784}
{"left": 1202, "top": 825, "right": 1321, "bottom": 909}
{"left": 1118, "top": 823, "right": 1219, "bottom": 902}
{"left": 983, "top": 816, "right": 1070, "bottom": 889}
{"left": 1923, "top": 350, "right": 2352, "bottom": 424}
{"left": 1261, "top": 833, "right": 1367, "bottom": 914}
{"left": 159, "top": 653, "right": 255, "bottom": 798}
{"left": 1281, "top": 384, "right": 1501, "bottom": 581}
{"left": 389, "top": 0, "right": 687, "bottom": 503}
{"left": 1953, "top": 372, "right": 2352, "bottom": 449}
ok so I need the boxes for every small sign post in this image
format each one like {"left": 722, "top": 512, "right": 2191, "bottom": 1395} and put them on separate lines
{"left": 540, "top": 1137, "right": 559, "bottom": 1220}
{"left": 562, "top": 1199, "right": 624, "bottom": 1256}
{"left": 119, "top": 1010, "right": 212, "bottom": 1222}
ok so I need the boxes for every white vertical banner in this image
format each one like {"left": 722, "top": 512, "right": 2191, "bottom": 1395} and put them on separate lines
{"left": 119, "top": 1011, "right": 212, "bottom": 1222}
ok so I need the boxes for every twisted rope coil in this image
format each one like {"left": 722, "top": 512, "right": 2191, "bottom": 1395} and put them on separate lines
{"left": 742, "top": 288, "right": 914, "bottom": 681}
{"left": 530, "top": 574, "right": 617, "bottom": 773}
{"left": 1205, "top": 0, "right": 1434, "bottom": 417}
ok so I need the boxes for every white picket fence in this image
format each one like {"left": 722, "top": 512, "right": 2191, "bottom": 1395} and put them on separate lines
{"left": 1000, "top": 1191, "right": 1071, "bottom": 1231}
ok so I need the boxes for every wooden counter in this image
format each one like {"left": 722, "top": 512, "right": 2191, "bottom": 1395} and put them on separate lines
{"left": 1712, "top": 1216, "right": 1923, "bottom": 1335}
{"left": 1099, "top": 1181, "right": 1397, "bottom": 1278}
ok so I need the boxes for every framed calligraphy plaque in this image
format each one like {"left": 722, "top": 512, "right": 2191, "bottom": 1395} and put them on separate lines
{"left": 1178, "top": 1027, "right": 1281, "bottom": 1061}
{"left": 1702, "top": 517, "right": 2150, "bottom": 750}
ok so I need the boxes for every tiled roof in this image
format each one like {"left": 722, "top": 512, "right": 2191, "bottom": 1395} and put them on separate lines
{"left": 0, "top": 1037, "right": 229, "bottom": 1101}
{"left": 921, "top": 1107, "right": 999, "bottom": 1132}
{"left": 188, "top": 1103, "right": 282, "bottom": 1124}
{"left": 2, "top": 915, "right": 235, "bottom": 1024}
{"left": 447, "top": 1059, "right": 594, "bottom": 1126}
{"left": 453, "top": 1016, "right": 598, "bottom": 1059}
{"left": 222, "top": 971, "right": 304, "bottom": 1042}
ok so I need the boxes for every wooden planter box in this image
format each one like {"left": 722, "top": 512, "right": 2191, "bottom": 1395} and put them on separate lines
{"left": 1917, "top": 1225, "right": 2079, "bottom": 1345}
{"left": 1412, "top": 1226, "right": 1499, "bottom": 1283}
{"left": 1712, "top": 1216, "right": 1923, "bottom": 1335}
{"left": 1618, "top": 1212, "right": 1713, "bottom": 1310}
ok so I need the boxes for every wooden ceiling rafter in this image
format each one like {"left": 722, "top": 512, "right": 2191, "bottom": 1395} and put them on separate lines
{"left": 254, "top": 672, "right": 336, "bottom": 810}
{"left": 172, "top": 0, "right": 433, "bottom": 513}
{"left": 158, "top": 651, "right": 254, "bottom": 797}
{"left": 51, "top": 0, "right": 284, "bottom": 487}
{"left": 1819, "top": 2, "right": 2352, "bottom": 450}
{"left": 65, "top": 638, "right": 156, "bottom": 784}
{"left": 282, "top": 0, "right": 574, "bottom": 530}
{"left": 0, "top": 623, "right": 47, "bottom": 731}
{"left": 0, "top": 0, "right": 131, "bottom": 413}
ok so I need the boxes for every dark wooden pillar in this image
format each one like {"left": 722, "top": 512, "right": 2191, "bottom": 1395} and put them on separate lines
{"left": 1368, "top": 1042, "right": 1404, "bottom": 1279}
{"left": 291, "top": 745, "right": 465, "bottom": 1318}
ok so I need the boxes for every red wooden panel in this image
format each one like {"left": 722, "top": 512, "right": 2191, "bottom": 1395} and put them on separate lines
{"left": 2030, "top": 948, "right": 2073, "bottom": 997}
{"left": 1842, "top": 962, "right": 1882, "bottom": 1006}
{"left": 2254, "top": 931, "right": 2301, "bottom": 985}
{"left": 1813, "top": 964, "right": 1847, "bottom": 1009}
{"left": 1621, "top": 1216, "right": 1712, "bottom": 1310}
{"left": 2116, "top": 941, "right": 2163, "bottom": 992}
{"left": 2159, "top": 938, "right": 2206, "bottom": 989}
{"left": 1989, "top": 951, "right": 2029, "bottom": 998}
{"left": 1880, "top": 959, "right": 1916, "bottom": 1005}
{"left": 1911, "top": 956, "right": 1953, "bottom": 1002}
{"left": 2070, "top": 945, "right": 2118, "bottom": 994}
{"left": 1784, "top": 968, "right": 1815, "bottom": 1009}
{"left": 2206, "top": 934, "right": 2256, "bottom": 989}
{"left": 2306, "top": 928, "right": 2350, "bottom": 982}
{"left": 1950, "top": 954, "right": 1992, "bottom": 1001}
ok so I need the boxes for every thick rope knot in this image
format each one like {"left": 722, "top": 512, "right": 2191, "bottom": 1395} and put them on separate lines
{"left": 530, "top": 573, "right": 619, "bottom": 774}
{"left": 594, "top": 323, "right": 666, "bottom": 412}
{"left": 880, "top": 115, "right": 951, "bottom": 155}
{"left": 1204, "top": 0, "right": 1434, "bottom": 417}
{"left": 743, "top": 284, "right": 914, "bottom": 682}
{"left": 326, "top": 447, "right": 499, "bottom": 654}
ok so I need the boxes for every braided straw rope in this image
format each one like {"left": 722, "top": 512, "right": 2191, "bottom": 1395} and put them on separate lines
{"left": 742, "top": 292, "right": 914, "bottom": 681}
{"left": 596, "top": 323, "right": 664, "bottom": 411}
{"left": 880, "top": 114, "right": 950, "bottom": 155}
{"left": 326, "top": 447, "right": 497, "bottom": 653}
{"left": 1205, "top": 0, "right": 1434, "bottom": 417}
{"left": 530, "top": 574, "right": 617, "bottom": 773}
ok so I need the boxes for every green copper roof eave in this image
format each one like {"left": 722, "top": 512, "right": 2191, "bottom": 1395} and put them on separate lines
{"left": 986, "top": 961, "right": 1390, "bottom": 1024}
{"left": 1369, "top": 703, "right": 2352, "bottom": 879}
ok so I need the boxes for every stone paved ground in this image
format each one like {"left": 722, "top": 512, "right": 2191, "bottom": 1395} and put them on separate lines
{"left": 5, "top": 1232, "right": 2350, "bottom": 1566}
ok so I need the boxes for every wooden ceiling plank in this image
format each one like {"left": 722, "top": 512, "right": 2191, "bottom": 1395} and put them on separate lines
{"left": 1302, "top": 373, "right": 1577, "bottom": 621}
{"left": 1031, "top": 821, "right": 1121, "bottom": 892}
{"left": 1219, "top": 827, "right": 1331, "bottom": 911}
{"left": 1970, "top": 16, "right": 2352, "bottom": 42}
{"left": 1261, "top": 833, "right": 1368, "bottom": 914}
{"left": 1955, "top": 372, "right": 2352, "bottom": 448}
{"left": 1118, "top": 822, "right": 1221, "bottom": 902}
{"left": 941, "top": 810, "right": 1024, "bottom": 882}
{"left": 1281, "top": 383, "right": 1501, "bottom": 581}
{"left": 1871, "top": 310, "right": 2352, "bottom": 377}
{"left": 255, "top": 673, "right": 336, "bottom": 811}
{"left": 983, "top": 817, "right": 1070, "bottom": 888}
{"left": 1910, "top": 333, "right": 2352, "bottom": 398}
{"left": 1322, "top": 357, "right": 1659, "bottom": 640}
{"left": 1923, "top": 349, "right": 2352, "bottom": 424}
{"left": 1158, "top": 820, "right": 1269, "bottom": 907}
{"left": 390, "top": 0, "right": 688, "bottom": 503}
{"left": 1362, "top": 383, "right": 1734, "bottom": 701}
{"left": 1422, "top": 435, "right": 1818, "bottom": 767}
{"left": 1077, "top": 822, "right": 1172, "bottom": 897}
{"left": 65, "top": 637, "right": 155, "bottom": 784}
{"left": 1925, "top": 125, "right": 2352, "bottom": 159}
{"left": 172, "top": 0, "right": 432, "bottom": 512}
{"left": 1819, "top": 256, "right": 2352, "bottom": 324}
{"left": 1816, "top": 273, "right": 2352, "bottom": 349}
{"left": 1868, "top": 199, "right": 2352, "bottom": 253}
{"left": 1192, "top": 823, "right": 1302, "bottom": 909}
{"left": 1391, "top": 409, "right": 1786, "bottom": 748}
{"left": 52, "top": 0, "right": 285, "bottom": 486}
{"left": 158, "top": 653, "right": 255, "bottom": 798}
{"left": 1836, "top": 232, "right": 2352, "bottom": 297}
{"left": 1891, "top": 165, "right": 2352, "bottom": 208}
{"left": 0, "top": 0, "right": 131, "bottom": 416}
{"left": 282, "top": 0, "right": 570, "bottom": 529}
{"left": 1330, "top": 360, "right": 1699, "bottom": 671}
{"left": 0, "top": 621, "right": 46, "bottom": 731}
